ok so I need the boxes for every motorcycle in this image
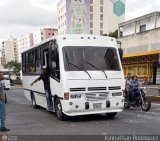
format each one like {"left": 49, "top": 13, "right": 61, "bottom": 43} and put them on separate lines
{"left": 124, "top": 86, "right": 151, "bottom": 112}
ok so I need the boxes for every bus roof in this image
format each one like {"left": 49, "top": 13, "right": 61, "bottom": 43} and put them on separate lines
{"left": 21, "top": 34, "right": 117, "bottom": 54}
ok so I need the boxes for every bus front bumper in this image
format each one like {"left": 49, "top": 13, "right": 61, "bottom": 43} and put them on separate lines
{"left": 61, "top": 97, "right": 124, "bottom": 116}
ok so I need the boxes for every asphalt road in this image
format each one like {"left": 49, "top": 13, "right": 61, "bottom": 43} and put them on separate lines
{"left": 3, "top": 87, "right": 160, "bottom": 135}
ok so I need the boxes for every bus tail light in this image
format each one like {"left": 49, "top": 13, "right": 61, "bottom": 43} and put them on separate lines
{"left": 64, "top": 92, "right": 69, "bottom": 100}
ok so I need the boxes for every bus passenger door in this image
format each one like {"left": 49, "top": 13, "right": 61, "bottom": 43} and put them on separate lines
{"left": 49, "top": 40, "right": 62, "bottom": 98}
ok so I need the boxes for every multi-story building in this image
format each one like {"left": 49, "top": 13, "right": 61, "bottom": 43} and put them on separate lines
{"left": 33, "top": 31, "right": 42, "bottom": 45}
{"left": 17, "top": 33, "right": 34, "bottom": 53}
{"left": 18, "top": 28, "right": 58, "bottom": 61}
{"left": 118, "top": 11, "right": 160, "bottom": 84}
{"left": 40, "top": 28, "right": 58, "bottom": 41}
{"left": 0, "top": 50, "right": 2, "bottom": 69}
{"left": 1, "top": 40, "right": 19, "bottom": 66}
{"left": 57, "top": 0, "right": 125, "bottom": 35}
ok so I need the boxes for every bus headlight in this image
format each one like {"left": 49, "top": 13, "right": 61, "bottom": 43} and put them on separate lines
{"left": 112, "top": 92, "right": 122, "bottom": 96}
{"left": 70, "top": 94, "right": 82, "bottom": 99}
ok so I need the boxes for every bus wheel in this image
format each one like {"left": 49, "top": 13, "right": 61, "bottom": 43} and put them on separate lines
{"left": 55, "top": 98, "right": 65, "bottom": 121}
{"left": 31, "top": 93, "right": 38, "bottom": 109}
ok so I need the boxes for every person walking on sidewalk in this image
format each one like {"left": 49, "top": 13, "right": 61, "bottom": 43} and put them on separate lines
{"left": 0, "top": 72, "right": 10, "bottom": 132}
{"left": 30, "top": 66, "right": 53, "bottom": 111}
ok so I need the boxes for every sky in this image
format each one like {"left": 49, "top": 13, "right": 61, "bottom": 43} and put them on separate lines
{"left": 0, "top": 0, "right": 160, "bottom": 43}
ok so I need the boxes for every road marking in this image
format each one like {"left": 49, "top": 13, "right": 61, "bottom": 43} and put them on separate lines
{"left": 7, "top": 96, "right": 28, "bottom": 105}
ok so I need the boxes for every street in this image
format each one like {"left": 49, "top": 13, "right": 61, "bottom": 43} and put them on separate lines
{"left": 4, "top": 87, "right": 160, "bottom": 135}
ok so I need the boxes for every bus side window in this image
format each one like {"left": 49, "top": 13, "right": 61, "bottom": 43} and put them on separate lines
{"left": 35, "top": 48, "right": 41, "bottom": 74}
{"left": 50, "top": 41, "right": 60, "bottom": 81}
{"left": 25, "top": 52, "right": 30, "bottom": 75}
{"left": 29, "top": 50, "right": 36, "bottom": 74}
{"left": 22, "top": 54, "right": 26, "bottom": 75}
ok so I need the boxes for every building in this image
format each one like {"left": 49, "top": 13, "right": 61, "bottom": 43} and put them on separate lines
{"left": 17, "top": 33, "right": 34, "bottom": 53}
{"left": 0, "top": 50, "right": 3, "bottom": 69}
{"left": 57, "top": 0, "right": 125, "bottom": 35}
{"left": 1, "top": 40, "right": 19, "bottom": 66}
{"left": 40, "top": 28, "right": 58, "bottom": 41}
{"left": 118, "top": 12, "right": 160, "bottom": 84}
{"left": 18, "top": 28, "right": 58, "bottom": 61}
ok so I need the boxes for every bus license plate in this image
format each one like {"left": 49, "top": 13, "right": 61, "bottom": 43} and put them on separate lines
{"left": 93, "top": 103, "right": 102, "bottom": 109}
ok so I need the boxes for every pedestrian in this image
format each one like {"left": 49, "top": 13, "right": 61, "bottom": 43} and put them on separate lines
{"left": 0, "top": 72, "right": 10, "bottom": 132}
{"left": 30, "top": 66, "right": 53, "bottom": 111}
{"left": 125, "top": 73, "right": 132, "bottom": 99}
{"left": 142, "top": 76, "right": 148, "bottom": 86}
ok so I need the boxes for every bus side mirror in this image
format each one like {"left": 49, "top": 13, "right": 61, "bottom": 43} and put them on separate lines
{"left": 118, "top": 48, "right": 123, "bottom": 62}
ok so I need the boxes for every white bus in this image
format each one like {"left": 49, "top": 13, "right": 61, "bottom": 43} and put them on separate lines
{"left": 2, "top": 75, "right": 11, "bottom": 90}
{"left": 22, "top": 35, "right": 125, "bottom": 120}
{"left": 0, "top": 69, "right": 11, "bottom": 90}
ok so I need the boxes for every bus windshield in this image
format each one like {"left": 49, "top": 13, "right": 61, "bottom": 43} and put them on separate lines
{"left": 63, "top": 46, "right": 121, "bottom": 71}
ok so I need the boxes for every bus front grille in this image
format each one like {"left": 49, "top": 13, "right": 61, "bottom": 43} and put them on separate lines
{"left": 88, "top": 87, "right": 107, "bottom": 91}
{"left": 70, "top": 88, "right": 86, "bottom": 92}
{"left": 108, "top": 86, "right": 121, "bottom": 90}
{"left": 85, "top": 92, "right": 109, "bottom": 101}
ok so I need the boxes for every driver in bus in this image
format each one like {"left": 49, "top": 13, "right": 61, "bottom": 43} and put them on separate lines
{"left": 30, "top": 66, "right": 53, "bottom": 111}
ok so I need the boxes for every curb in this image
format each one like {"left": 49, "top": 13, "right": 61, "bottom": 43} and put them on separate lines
{"left": 147, "top": 96, "right": 160, "bottom": 103}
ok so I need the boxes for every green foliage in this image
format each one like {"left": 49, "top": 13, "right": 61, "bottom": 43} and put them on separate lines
{"left": 103, "top": 30, "right": 118, "bottom": 39}
{"left": 108, "top": 30, "right": 118, "bottom": 38}
{"left": 3, "top": 61, "right": 21, "bottom": 76}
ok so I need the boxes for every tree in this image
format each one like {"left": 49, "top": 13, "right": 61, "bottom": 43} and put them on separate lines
{"left": 103, "top": 30, "right": 118, "bottom": 39}
{"left": 3, "top": 61, "right": 21, "bottom": 77}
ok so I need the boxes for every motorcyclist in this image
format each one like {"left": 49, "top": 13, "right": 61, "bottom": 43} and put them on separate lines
{"left": 130, "top": 75, "right": 139, "bottom": 104}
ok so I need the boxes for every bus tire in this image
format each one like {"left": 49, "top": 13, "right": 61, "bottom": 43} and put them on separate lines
{"left": 31, "top": 93, "right": 38, "bottom": 109}
{"left": 55, "top": 98, "right": 66, "bottom": 121}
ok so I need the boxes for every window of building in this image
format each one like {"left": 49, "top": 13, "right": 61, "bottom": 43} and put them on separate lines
{"left": 140, "top": 24, "right": 146, "bottom": 32}
{"left": 100, "top": 30, "right": 103, "bottom": 35}
{"left": 100, "top": 0, "right": 103, "bottom": 5}
{"left": 90, "top": 14, "right": 93, "bottom": 20}
{"left": 100, "top": 6, "right": 103, "bottom": 13}
{"left": 100, "top": 22, "right": 103, "bottom": 29}
{"left": 100, "top": 14, "right": 103, "bottom": 21}
{"left": 90, "top": 0, "right": 93, "bottom": 4}
{"left": 90, "top": 6, "right": 93, "bottom": 12}
{"left": 90, "top": 22, "right": 93, "bottom": 28}
{"left": 90, "top": 30, "right": 93, "bottom": 34}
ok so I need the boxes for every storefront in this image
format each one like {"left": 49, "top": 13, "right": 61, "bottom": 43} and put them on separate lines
{"left": 122, "top": 53, "right": 160, "bottom": 84}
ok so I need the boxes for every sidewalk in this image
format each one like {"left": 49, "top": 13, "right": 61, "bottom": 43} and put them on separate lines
{"left": 145, "top": 85, "right": 160, "bottom": 103}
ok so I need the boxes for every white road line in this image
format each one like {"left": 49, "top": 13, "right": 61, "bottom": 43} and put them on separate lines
{"left": 7, "top": 96, "right": 28, "bottom": 105}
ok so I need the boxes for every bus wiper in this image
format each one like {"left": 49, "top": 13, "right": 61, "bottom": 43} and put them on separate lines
{"left": 68, "top": 62, "right": 91, "bottom": 78}
{"left": 86, "top": 61, "right": 107, "bottom": 78}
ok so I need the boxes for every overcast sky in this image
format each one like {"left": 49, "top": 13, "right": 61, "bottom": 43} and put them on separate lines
{"left": 0, "top": 0, "right": 160, "bottom": 43}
